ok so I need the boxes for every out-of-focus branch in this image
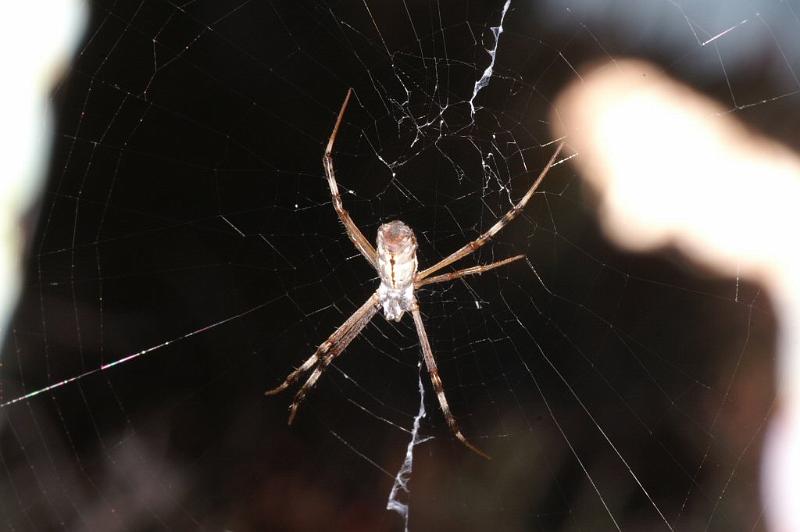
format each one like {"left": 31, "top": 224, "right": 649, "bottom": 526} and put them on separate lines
{"left": 551, "top": 59, "right": 800, "bottom": 532}
{"left": 0, "top": 1, "right": 87, "bottom": 340}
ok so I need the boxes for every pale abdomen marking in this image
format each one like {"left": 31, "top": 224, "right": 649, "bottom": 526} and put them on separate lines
{"left": 376, "top": 221, "right": 418, "bottom": 321}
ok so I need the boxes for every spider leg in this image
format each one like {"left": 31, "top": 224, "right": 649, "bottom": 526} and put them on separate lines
{"left": 266, "top": 292, "right": 379, "bottom": 397}
{"left": 323, "top": 88, "right": 378, "bottom": 267}
{"left": 264, "top": 339, "right": 336, "bottom": 398}
{"left": 417, "top": 141, "right": 564, "bottom": 280}
{"left": 410, "top": 303, "right": 491, "bottom": 460}
{"left": 282, "top": 292, "right": 380, "bottom": 425}
{"left": 415, "top": 254, "right": 524, "bottom": 288}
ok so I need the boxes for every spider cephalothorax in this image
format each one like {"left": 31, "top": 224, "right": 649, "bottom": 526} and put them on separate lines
{"left": 266, "top": 88, "right": 564, "bottom": 459}
{"left": 376, "top": 221, "right": 418, "bottom": 322}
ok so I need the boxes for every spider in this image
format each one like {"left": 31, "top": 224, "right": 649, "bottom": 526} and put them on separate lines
{"left": 266, "top": 88, "right": 563, "bottom": 459}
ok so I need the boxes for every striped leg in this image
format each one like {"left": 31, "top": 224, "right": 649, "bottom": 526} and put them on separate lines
{"left": 415, "top": 255, "right": 524, "bottom": 288}
{"left": 417, "top": 142, "right": 564, "bottom": 280}
{"left": 283, "top": 292, "right": 380, "bottom": 424}
{"left": 266, "top": 292, "right": 379, "bottom": 399}
{"left": 323, "top": 88, "right": 378, "bottom": 267}
{"left": 410, "top": 303, "right": 490, "bottom": 459}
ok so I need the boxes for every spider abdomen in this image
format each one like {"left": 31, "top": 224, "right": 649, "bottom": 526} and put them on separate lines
{"left": 376, "top": 221, "right": 418, "bottom": 321}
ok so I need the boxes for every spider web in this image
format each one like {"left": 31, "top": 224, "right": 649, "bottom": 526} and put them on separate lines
{"left": 0, "top": 0, "right": 790, "bottom": 530}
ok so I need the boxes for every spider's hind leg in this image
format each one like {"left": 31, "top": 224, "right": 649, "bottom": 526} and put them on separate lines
{"left": 286, "top": 293, "right": 379, "bottom": 424}
{"left": 264, "top": 342, "right": 332, "bottom": 397}
{"left": 410, "top": 304, "right": 491, "bottom": 460}
{"left": 266, "top": 292, "right": 380, "bottom": 424}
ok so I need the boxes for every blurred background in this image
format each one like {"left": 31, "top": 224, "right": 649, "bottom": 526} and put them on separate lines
{"left": 1, "top": 1, "right": 793, "bottom": 530}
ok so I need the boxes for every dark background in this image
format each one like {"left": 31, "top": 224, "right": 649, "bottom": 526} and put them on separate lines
{"left": 1, "top": 1, "right": 788, "bottom": 530}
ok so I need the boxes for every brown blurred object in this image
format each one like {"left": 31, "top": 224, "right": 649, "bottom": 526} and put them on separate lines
{"left": 552, "top": 59, "right": 800, "bottom": 532}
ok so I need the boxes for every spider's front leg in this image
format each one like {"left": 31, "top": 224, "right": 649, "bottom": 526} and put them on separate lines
{"left": 323, "top": 88, "right": 378, "bottom": 267}
{"left": 417, "top": 141, "right": 564, "bottom": 280}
